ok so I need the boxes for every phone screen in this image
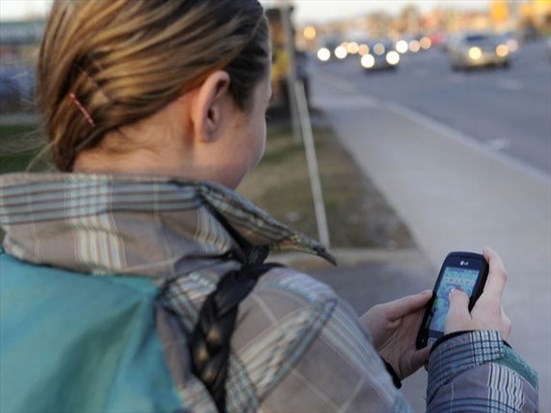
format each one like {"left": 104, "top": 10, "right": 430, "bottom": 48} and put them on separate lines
{"left": 427, "top": 266, "right": 480, "bottom": 345}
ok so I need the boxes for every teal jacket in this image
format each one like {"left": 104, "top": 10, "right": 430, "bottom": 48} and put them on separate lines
{"left": 0, "top": 250, "right": 184, "bottom": 413}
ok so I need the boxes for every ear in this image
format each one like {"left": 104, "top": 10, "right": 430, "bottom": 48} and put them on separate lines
{"left": 192, "top": 70, "right": 232, "bottom": 143}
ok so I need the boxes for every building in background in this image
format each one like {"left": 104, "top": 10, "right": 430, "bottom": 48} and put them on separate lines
{"left": 295, "top": 0, "right": 551, "bottom": 52}
{"left": 519, "top": 0, "right": 551, "bottom": 39}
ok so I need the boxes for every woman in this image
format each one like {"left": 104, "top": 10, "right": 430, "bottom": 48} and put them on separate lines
{"left": 0, "top": 1, "right": 537, "bottom": 412}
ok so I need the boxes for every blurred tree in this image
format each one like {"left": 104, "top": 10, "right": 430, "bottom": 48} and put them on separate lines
{"left": 367, "top": 11, "right": 392, "bottom": 38}
{"left": 400, "top": 4, "right": 421, "bottom": 34}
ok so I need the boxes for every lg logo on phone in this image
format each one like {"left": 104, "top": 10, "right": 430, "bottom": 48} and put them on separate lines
{"left": 460, "top": 260, "right": 469, "bottom": 266}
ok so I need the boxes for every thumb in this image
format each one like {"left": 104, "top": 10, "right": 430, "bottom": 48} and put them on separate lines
{"left": 445, "top": 288, "right": 471, "bottom": 334}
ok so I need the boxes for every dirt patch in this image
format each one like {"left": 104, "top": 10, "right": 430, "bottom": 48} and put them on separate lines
{"left": 239, "top": 111, "right": 414, "bottom": 249}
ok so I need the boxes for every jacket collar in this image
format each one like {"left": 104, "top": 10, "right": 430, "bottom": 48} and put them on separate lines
{"left": 0, "top": 173, "right": 334, "bottom": 277}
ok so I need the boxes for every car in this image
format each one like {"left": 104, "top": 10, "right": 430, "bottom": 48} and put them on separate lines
{"left": 316, "top": 34, "right": 345, "bottom": 63}
{"left": 447, "top": 32, "right": 510, "bottom": 71}
{"left": 0, "top": 67, "right": 35, "bottom": 111}
{"left": 0, "top": 76, "right": 20, "bottom": 102}
{"left": 359, "top": 39, "right": 400, "bottom": 72}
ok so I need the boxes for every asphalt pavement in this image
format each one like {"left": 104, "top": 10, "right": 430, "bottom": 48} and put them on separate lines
{"left": 319, "top": 40, "right": 551, "bottom": 176}
{"left": 302, "top": 53, "right": 551, "bottom": 411}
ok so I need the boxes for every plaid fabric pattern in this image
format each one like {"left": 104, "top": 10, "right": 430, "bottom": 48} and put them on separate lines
{"left": 0, "top": 173, "right": 538, "bottom": 412}
{"left": 428, "top": 331, "right": 538, "bottom": 412}
{"left": 0, "top": 173, "right": 332, "bottom": 276}
{"left": 0, "top": 173, "right": 403, "bottom": 411}
{"left": 428, "top": 330, "right": 504, "bottom": 401}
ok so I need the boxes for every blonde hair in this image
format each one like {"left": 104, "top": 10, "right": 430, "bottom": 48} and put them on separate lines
{"left": 37, "top": 0, "right": 270, "bottom": 171}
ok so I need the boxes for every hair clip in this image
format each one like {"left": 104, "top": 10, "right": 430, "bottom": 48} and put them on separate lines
{"left": 69, "top": 92, "right": 96, "bottom": 127}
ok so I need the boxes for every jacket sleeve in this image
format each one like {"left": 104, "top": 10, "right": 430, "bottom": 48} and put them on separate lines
{"left": 427, "top": 330, "right": 538, "bottom": 412}
{"left": 225, "top": 268, "right": 413, "bottom": 413}
{"left": 258, "top": 297, "right": 413, "bottom": 412}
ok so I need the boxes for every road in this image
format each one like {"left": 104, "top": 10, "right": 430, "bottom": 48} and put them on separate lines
{"left": 316, "top": 39, "right": 551, "bottom": 177}
{"left": 307, "top": 39, "right": 551, "bottom": 411}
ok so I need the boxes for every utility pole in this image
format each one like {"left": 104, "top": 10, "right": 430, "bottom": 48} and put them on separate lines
{"left": 274, "top": 0, "right": 330, "bottom": 247}
{"left": 295, "top": 80, "right": 330, "bottom": 248}
{"left": 280, "top": 3, "right": 301, "bottom": 144}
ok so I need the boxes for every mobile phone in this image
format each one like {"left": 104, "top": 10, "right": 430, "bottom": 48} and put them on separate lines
{"left": 416, "top": 251, "right": 489, "bottom": 349}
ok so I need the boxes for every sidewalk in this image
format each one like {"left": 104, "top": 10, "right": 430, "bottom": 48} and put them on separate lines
{"left": 308, "top": 68, "right": 551, "bottom": 411}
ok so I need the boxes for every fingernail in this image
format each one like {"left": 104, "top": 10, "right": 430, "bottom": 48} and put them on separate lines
{"left": 422, "top": 289, "right": 432, "bottom": 295}
{"left": 449, "top": 287, "right": 461, "bottom": 298}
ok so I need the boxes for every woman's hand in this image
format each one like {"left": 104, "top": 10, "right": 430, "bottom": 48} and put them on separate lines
{"left": 361, "top": 290, "right": 432, "bottom": 380}
{"left": 446, "top": 248, "right": 512, "bottom": 340}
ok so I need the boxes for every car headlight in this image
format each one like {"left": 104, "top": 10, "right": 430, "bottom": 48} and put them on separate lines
{"left": 409, "top": 40, "right": 421, "bottom": 53}
{"left": 361, "top": 55, "right": 375, "bottom": 69}
{"left": 420, "top": 37, "right": 432, "bottom": 50}
{"left": 373, "top": 43, "right": 385, "bottom": 56}
{"left": 496, "top": 44, "right": 508, "bottom": 57}
{"left": 468, "top": 47, "right": 482, "bottom": 60}
{"left": 395, "top": 40, "right": 408, "bottom": 54}
{"left": 334, "top": 45, "right": 348, "bottom": 60}
{"left": 386, "top": 51, "right": 400, "bottom": 65}
{"left": 317, "top": 47, "right": 331, "bottom": 62}
{"left": 347, "top": 41, "right": 359, "bottom": 55}
{"left": 358, "top": 44, "right": 370, "bottom": 56}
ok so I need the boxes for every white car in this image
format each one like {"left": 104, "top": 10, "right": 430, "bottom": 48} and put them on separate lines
{"left": 448, "top": 32, "right": 510, "bottom": 71}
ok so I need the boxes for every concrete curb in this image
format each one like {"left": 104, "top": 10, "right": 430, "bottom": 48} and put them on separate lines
{"left": 270, "top": 247, "right": 432, "bottom": 272}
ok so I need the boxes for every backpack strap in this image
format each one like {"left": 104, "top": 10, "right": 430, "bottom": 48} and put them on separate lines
{"left": 189, "top": 263, "right": 282, "bottom": 413}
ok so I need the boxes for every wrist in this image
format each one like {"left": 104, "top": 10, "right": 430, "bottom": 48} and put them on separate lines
{"left": 430, "top": 330, "right": 473, "bottom": 353}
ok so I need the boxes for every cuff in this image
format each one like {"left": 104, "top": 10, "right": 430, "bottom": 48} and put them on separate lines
{"left": 427, "top": 331, "right": 537, "bottom": 402}
{"left": 430, "top": 330, "right": 514, "bottom": 354}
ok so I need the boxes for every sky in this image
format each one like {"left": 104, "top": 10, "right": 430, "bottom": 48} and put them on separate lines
{"left": 0, "top": 0, "right": 490, "bottom": 23}
{"left": 0, "top": 0, "right": 52, "bottom": 20}
{"left": 275, "top": 1, "right": 491, "bottom": 24}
